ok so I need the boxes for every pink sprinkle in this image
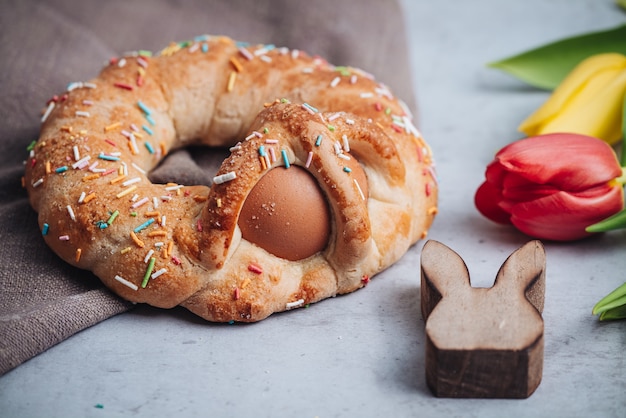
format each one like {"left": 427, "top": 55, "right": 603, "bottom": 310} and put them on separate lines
{"left": 305, "top": 151, "right": 313, "bottom": 168}
{"left": 105, "top": 139, "right": 117, "bottom": 147}
{"left": 234, "top": 288, "right": 240, "bottom": 300}
{"left": 248, "top": 263, "right": 263, "bottom": 274}
{"left": 59, "top": 235, "right": 70, "bottom": 241}
{"left": 196, "top": 219, "right": 203, "bottom": 232}
{"left": 100, "top": 168, "right": 117, "bottom": 177}
{"left": 238, "top": 47, "right": 254, "bottom": 61}
{"left": 171, "top": 256, "right": 182, "bottom": 265}
{"left": 425, "top": 183, "right": 432, "bottom": 197}
{"left": 114, "top": 82, "right": 134, "bottom": 91}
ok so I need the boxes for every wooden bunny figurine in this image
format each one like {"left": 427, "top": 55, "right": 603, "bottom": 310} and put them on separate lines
{"left": 420, "top": 240, "right": 546, "bottom": 398}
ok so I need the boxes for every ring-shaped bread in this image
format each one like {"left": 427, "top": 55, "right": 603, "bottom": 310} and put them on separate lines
{"left": 24, "top": 36, "right": 437, "bottom": 322}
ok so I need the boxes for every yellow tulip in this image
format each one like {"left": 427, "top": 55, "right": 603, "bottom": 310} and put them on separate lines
{"left": 519, "top": 53, "right": 626, "bottom": 145}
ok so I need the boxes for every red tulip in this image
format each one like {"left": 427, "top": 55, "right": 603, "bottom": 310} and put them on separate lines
{"left": 475, "top": 133, "right": 624, "bottom": 241}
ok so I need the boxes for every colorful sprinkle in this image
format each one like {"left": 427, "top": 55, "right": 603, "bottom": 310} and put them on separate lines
{"left": 151, "top": 268, "right": 167, "bottom": 279}
{"left": 286, "top": 299, "right": 305, "bottom": 309}
{"left": 114, "top": 275, "right": 138, "bottom": 291}
{"left": 305, "top": 151, "right": 313, "bottom": 168}
{"left": 66, "top": 205, "right": 76, "bottom": 221}
{"left": 281, "top": 149, "right": 290, "bottom": 168}
{"left": 315, "top": 135, "right": 323, "bottom": 146}
{"left": 55, "top": 166, "right": 68, "bottom": 173}
{"left": 213, "top": 171, "right": 237, "bottom": 184}
{"left": 134, "top": 218, "right": 155, "bottom": 233}
{"left": 116, "top": 185, "right": 137, "bottom": 199}
{"left": 98, "top": 153, "right": 120, "bottom": 161}
{"left": 42, "top": 223, "right": 49, "bottom": 236}
{"left": 248, "top": 263, "right": 263, "bottom": 274}
{"left": 114, "top": 82, "right": 134, "bottom": 91}
{"left": 106, "top": 210, "right": 120, "bottom": 225}
{"left": 142, "top": 126, "right": 154, "bottom": 136}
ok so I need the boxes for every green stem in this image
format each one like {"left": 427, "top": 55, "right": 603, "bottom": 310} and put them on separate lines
{"left": 593, "top": 282, "right": 626, "bottom": 314}
{"left": 621, "top": 92, "right": 626, "bottom": 166}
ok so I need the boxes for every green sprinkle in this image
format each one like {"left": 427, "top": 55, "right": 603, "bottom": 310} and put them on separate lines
{"left": 138, "top": 50, "right": 152, "bottom": 57}
{"left": 327, "top": 125, "right": 336, "bottom": 132}
{"left": 106, "top": 210, "right": 120, "bottom": 225}
{"left": 280, "top": 98, "right": 290, "bottom": 103}
{"left": 263, "top": 127, "right": 269, "bottom": 134}
{"left": 26, "top": 140, "right": 37, "bottom": 152}
{"left": 94, "top": 404, "right": 104, "bottom": 409}
{"left": 385, "top": 107, "right": 392, "bottom": 115}
{"left": 130, "top": 212, "right": 137, "bottom": 217}
{"left": 142, "top": 257, "right": 156, "bottom": 288}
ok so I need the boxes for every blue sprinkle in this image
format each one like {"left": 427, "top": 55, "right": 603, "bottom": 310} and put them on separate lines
{"left": 194, "top": 35, "right": 210, "bottom": 42}
{"left": 258, "top": 145, "right": 266, "bottom": 157}
{"left": 55, "top": 166, "right": 68, "bottom": 173}
{"left": 42, "top": 223, "right": 49, "bottom": 236}
{"left": 315, "top": 135, "right": 323, "bottom": 147}
{"left": 201, "top": 43, "right": 209, "bottom": 53}
{"left": 343, "top": 167, "right": 352, "bottom": 173}
{"left": 281, "top": 149, "right": 290, "bottom": 168}
{"left": 137, "top": 101, "right": 152, "bottom": 115}
{"left": 98, "top": 153, "right": 120, "bottom": 161}
{"left": 142, "top": 125, "right": 153, "bottom": 136}
{"left": 144, "top": 142, "right": 155, "bottom": 154}
{"left": 134, "top": 218, "right": 155, "bottom": 233}
{"left": 145, "top": 114, "right": 156, "bottom": 126}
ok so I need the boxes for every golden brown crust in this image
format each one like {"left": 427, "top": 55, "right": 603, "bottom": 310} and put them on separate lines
{"left": 23, "top": 36, "right": 438, "bottom": 322}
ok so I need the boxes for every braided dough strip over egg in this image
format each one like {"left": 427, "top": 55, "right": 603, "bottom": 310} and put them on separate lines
{"left": 24, "top": 36, "right": 438, "bottom": 322}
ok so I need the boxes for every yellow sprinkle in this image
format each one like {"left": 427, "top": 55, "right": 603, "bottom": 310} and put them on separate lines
{"left": 227, "top": 71, "right": 237, "bottom": 92}
{"left": 130, "top": 230, "right": 145, "bottom": 248}
{"left": 193, "top": 195, "right": 208, "bottom": 202}
{"left": 75, "top": 248, "right": 82, "bottom": 262}
{"left": 61, "top": 126, "right": 73, "bottom": 133}
{"left": 148, "top": 230, "right": 167, "bottom": 237}
{"left": 45, "top": 161, "right": 51, "bottom": 174}
{"left": 216, "top": 198, "right": 222, "bottom": 208}
{"left": 133, "top": 131, "right": 143, "bottom": 139}
{"left": 83, "top": 192, "right": 97, "bottom": 203}
{"left": 79, "top": 129, "right": 88, "bottom": 135}
{"left": 145, "top": 211, "right": 160, "bottom": 218}
{"left": 376, "top": 122, "right": 386, "bottom": 132}
{"left": 82, "top": 173, "right": 100, "bottom": 182}
{"left": 104, "top": 122, "right": 121, "bottom": 132}
{"left": 230, "top": 57, "right": 243, "bottom": 72}
{"left": 118, "top": 165, "right": 125, "bottom": 175}
{"left": 116, "top": 185, "right": 137, "bottom": 199}
{"left": 241, "top": 278, "right": 251, "bottom": 289}
{"left": 121, "top": 246, "right": 132, "bottom": 254}
{"left": 137, "top": 67, "right": 146, "bottom": 77}
{"left": 110, "top": 174, "right": 127, "bottom": 185}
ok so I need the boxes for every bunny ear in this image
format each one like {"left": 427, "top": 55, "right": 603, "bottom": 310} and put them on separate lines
{"left": 493, "top": 240, "right": 546, "bottom": 313}
{"left": 420, "top": 240, "right": 471, "bottom": 320}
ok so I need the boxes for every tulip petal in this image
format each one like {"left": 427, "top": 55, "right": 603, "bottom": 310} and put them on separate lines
{"left": 509, "top": 187, "right": 624, "bottom": 241}
{"left": 519, "top": 54, "right": 626, "bottom": 138}
{"left": 488, "top": 24, "right": 626, "bottom": 90}
{"left": 495, "top": 133, "right": 622, "bottom": 191}
{"left": 475, "top": 181, "right": 512, "bottom": 224}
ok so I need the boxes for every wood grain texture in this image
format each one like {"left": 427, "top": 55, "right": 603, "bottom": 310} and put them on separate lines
{"left": 420, "top": 240, "right": 545, "bottom": 398}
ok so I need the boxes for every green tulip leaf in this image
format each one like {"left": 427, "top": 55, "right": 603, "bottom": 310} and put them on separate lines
{"left": 599, "top": 304, "right": 626, "bottom": 320}
{"left": 617, "top": 0, "right": 626, "bottom": 11}
{"left": 593, "top": 282, "right": 626, "bottom": 314}
{"left": 586, "top": 208, "right": 626, "bottom": 233}
{"left": 622, "top": 92, "right": 626, "bottom": 166}
{"left": 488, "top": 24, "right": 626, "bottom": 90}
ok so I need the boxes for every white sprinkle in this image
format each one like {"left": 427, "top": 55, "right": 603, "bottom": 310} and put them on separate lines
{"left": 131, "top": 197, "right": 149, "bottom": 208}
{"left": 350, "top": 75, "right": 357, "bottom": 84}
{"left": 154, "top": 242, "right": 164, "bottom": 248}
{"left": 188, "top": 43, "right": 200, "bottom": 53}
{"left": 84, "top": 82, "right": 97, "bottom": 89}
{"left": 229, "top": 144, "right": 243, "bottom": 152}
{"left": 137, "top": 57, "right": 149, "bottom": 68}
{"left": 164, "top": 185, "right": 184, "bottom": 191}
{"left": 301, "top": 67, "right": 313, "bottom": 74}
{"left": 305, "top": 151, "right": 313, "bottom": 168}
{"left": 88, "top": 161, "right": 99, "bottom": 171}
{"left": 291, "top": 49, "right": 300, "bottom": 59}
{"left": 131, "top": 194, "right": 139, "bottom": 202}
{"left": 114, "top": 275, "right": 138, "bottom": 291}
{"left": 337, "top": 153, "right": 350, "bottom": 161}
{"left": 67, "top": 81, "right": 83, "bottom": 91}
{"left": 333, "top": 141, "right": 342, "bottom": 155}
{"left": 354, "top": 179, "right": 365, "bottom": 201}
{"left": 265, "top": 139, "right": 279, "bottom": 144}
{"left": 342, "top": 134, "right": 350, "bottom": 152}
{"left": 160, "top": 215, "right": 166, "bottom": 227}
{"left": 32, "top": 178, "right": 44, "bottom": 188}
{"left": 41, "top": 101, "right": 55, "bottom": 123}
{"left": 82, "top": 100, "right": 93, "bottom": 106}
{"left": 129, "top": 136, "right": 139, "bottom": 154}
{"left": 144, "top": 249, "right": 155, "bottom": 263}
{"left": 330, "top": 76, "right": 341, "bottom": 88}
{"left": 122, "top": 177, "right": 141, "bottom": 187}
{"left": 345, "top": 118, "right": 355, "bottom": 125}
{"left": 73, "top": 145, "right": 80, "bottom": 161}
{"left": 118, "top": 58, "right": 127, "bottom": 68}
{"left": 130, "top": 162, "right": 145, "bottom": 174}
{"left": 286, "top": 299, "right": 305, "bottom": 309}
{"left": 360, "top": 92, "right": 374, "bottom": 99}
{"left": 245, "top": 132, "right": 256, "bottom": 141}
{"left": 29, "top": 150, "right": 35, "bottom": 159}
{"left": 66, "top": 205, "right": 76, "bottom": 221}
{"left": 72, "top": 155, "right": 91, "bottom": 168}
{"left": 78, "top": 191, "right": 86, "bottom": 203}
{"left": 151, "top": 268, "right": 167, "bottom": 279}
{"left": 75, "top": 111, "right": 90, "bottom": 118}
{"left": 160, "top": 195, "right": 172, "bottom": 202}
{"left": 260, "top": 55, "right": 272, "bottom": 63}
{"left": 152, "top": 196, "right": 159, "bottom": 209}
{"left": 213, "top": 171, "right": 237, "bottom": 185}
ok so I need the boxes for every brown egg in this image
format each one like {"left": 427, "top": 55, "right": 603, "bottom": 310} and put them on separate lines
{"left": 238, "top": 166, "right": 331, "bottom": 261}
